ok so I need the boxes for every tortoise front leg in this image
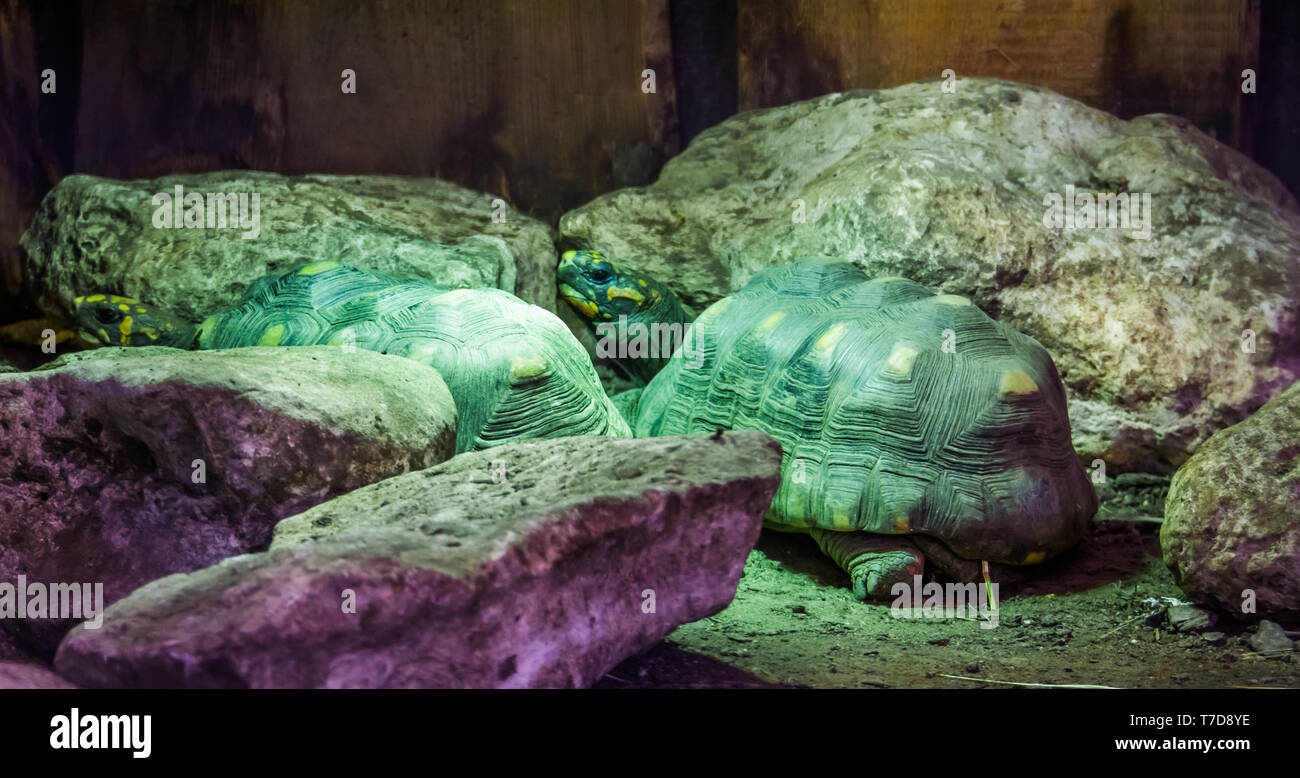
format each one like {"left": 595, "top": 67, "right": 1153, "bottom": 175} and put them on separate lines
{"left": 811, "top": 529, "right": 924, "bottom": 601}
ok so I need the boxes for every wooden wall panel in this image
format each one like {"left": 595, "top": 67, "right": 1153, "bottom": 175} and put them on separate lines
{"left": 70, "top": 0, "right": 676, "bottom": 223}
{"left": 0, "top": 0, "right": 58, "bottom": 303}
{"left": 738, "top": 0, "right": 1259, "bottom": 150}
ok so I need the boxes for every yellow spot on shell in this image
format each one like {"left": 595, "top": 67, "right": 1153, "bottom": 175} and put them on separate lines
{"left": 1023, "top": 550, "right": 1047, "bottom": 565}
{"left": 259, "top": 324, "right": 285, "bottom": 346}
{"left": 815, "top": 323, "right": 847, "bottom": 351}
{"left": 933, "top": 294, "right": 970, "bottom": 306}
{"left": 757, "top": 311, "right": 785, "bottom": 332}
{"left": 607, "top": 286, "right": 645, "bottom": 305}
{"left": 1000, "top": 369, "right": 1038, "bottom": 395}
{"left": 196, "top": 316, "right": 216, "bottom": 346}
{"left": 830, "top": 507, "right": 854, "bottom": 530}
{"left": 118, "top": 316, "right": 133, "bottom": 344}
{"left": 297, "top": 261, "right": 340, "bottom": 276}
{"left": 510, "top": 354, "right": 548, "bottom": 379}
{"left": 892, "top": 515, "right": 910, "bottom": 533}
{"left": 886, "top": 344, "right": 918, "bottom": 375}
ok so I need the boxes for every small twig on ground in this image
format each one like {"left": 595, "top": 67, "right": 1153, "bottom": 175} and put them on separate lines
{"left": 938, "top": 673, "right": 1120, "bottom": 689}
{"left": 1091, "top": 611, "right": 1156, "bottom": 643}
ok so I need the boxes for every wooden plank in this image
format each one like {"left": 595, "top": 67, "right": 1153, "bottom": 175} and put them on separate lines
{"left": 70, "top": 0, "right": 677, "bottom": 223}
{"left": 738, "top": 0, "right": 1258, "bottom": 150}
{"left": 0, "top": 0, "right": 59, "bottom": 301}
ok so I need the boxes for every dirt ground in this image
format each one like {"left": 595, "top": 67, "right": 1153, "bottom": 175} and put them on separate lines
{"left": 599, "top": 515, "right": 1300, "bottom": 690}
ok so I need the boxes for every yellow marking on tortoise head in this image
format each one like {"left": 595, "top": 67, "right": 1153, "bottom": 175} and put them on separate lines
{"left": 886, "top": 344, "right": 919, "bottom": 375}
{"left": 259, "top": 324, "right": 285, "bottom": 346}
{"left": 560, "top": 250, "right": 577, "bottom": 263}
{"left": 118, "top": 303, "right": 131, "bottom": 312}
{"left": 565, "top": 295, "right": 599, "bottom": 318}
{"left": 118, "top": 315, "right": 133, "bottom": 345}
{"left": 141, "top": 328, "right": 159, "bottom": 341}
{"left": 509, "top": 353, "right": 548, "bottom": 379}
{"left": 607, "top": 286, "right": 645, "bottom": 305}
{"left": 136, "top": 307, "right": 147, "bottom": 314}
{"left": 1022, "top": 550, "right": 1048, "bottom": 565}
{"left": 638, "top": 279, "right": 647, "bottom": 287}
{"left": 297, "top": 261, "right": 340, "bottom": 276}
{"left": 84, "top": 295, "right": 106, "bottom": 303}
{"left": 999, "top": 369, "right": 1039, "bottom": 395}
{"left": 109, "top": 295, "right": 139, "bottom": 304}
{"left": 97, "top": 328, "right": 109, "bottom": 343}
{"left": 815, "top": 323, "right": 847, "bottom": 351}
{"left": 933, "top": 294, "right": 970, "bottom": 306}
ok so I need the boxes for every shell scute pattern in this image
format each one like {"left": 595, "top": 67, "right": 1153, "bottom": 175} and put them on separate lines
{"left": 635, "top": 260, "right": 1095, "bottom": 564}
{"left": 202, "top": 263, "right": 629, "bottom": 453}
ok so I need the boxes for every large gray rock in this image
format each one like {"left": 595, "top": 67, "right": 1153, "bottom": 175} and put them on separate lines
{"left": 54, "top": 431, "right": 782, "bottom": 689}
{"left": 561, "top": 78, "right": 1300, "bottom": 473}
{"left": 0, "top": 346, "right": 456, "bottom": 653}
{"left": 1162, "top": 380, "right": 1300, "bottom": 620}
{"left": 21, "top": 172, "right": 558, "bottom": 325}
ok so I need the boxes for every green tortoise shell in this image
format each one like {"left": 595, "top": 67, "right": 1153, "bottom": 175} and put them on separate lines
{"left": 199, "top": 261, "right": 630, "bottom": 453}
{"left": 634, "top": 260, "right": 1096, "bottom": 565}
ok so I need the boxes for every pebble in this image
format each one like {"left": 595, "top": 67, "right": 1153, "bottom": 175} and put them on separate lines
{"left": 1246, "top": 620, "right": 1295, "bottom": 656}
{"left": 1168, "top": 604, "right": 1218, "bottom": 633}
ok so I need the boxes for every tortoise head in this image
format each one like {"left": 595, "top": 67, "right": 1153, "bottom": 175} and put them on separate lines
{"left": 72, "top": 294, "right": 197, "bottom": 348}
{"left": 557, "top": 249, "right": 695, "bottom": 385}
{"left": 557, "top": 249, "right": 690, "bottom": 328}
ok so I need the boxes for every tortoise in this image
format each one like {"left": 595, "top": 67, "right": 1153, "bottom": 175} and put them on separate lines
{"left": 558, "top": 250, "right": 1097, "bottom": 599}
{"left": 72, "top": 261, "right": 629, "bottom": 453}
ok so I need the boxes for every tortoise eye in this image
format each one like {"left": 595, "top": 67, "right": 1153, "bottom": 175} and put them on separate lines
{"left": 586, "top": 268, "right": 613, "bottom": 284}
{"left": 94, "top": 307, "right": 122, "bottom": 324}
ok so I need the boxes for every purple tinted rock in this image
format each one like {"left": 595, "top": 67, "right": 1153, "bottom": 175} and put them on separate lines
{"left": 1162, "top": 380, "right": 1300, "bottom": 620}
{"left": 0, "top": 661, "right": 77, "bottom": 689}
{"left": 0, "top": 346, "right": 457, "bottom": 653}
{"left": 54, "top": 431, "right": 781, "bottom": 688}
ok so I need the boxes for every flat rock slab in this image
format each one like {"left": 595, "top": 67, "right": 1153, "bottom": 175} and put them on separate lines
{"left": 21, "top": 172, "right": 558, "bottom": 324}
{"left": 1162, "top": 380, "right": 1300, "bottom": 620}
{"left": 0, "top": 346, "right": 456, "bottom": 653}
{"left": 0, "top": 661, "right": 76, "bottom": 689}
{"left": 54, "top": 431, "right": 782, "bottom": 688}
{"left": 561, "top": 78, "right": 1300, "bottom": 473}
